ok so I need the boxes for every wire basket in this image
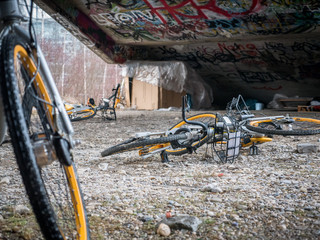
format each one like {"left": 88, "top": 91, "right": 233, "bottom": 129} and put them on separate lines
{"left": 212, "top": 114, "right": 241, "bottom": 164}
{"left": 226, "top": 94, "right": 252, "bottom": 120}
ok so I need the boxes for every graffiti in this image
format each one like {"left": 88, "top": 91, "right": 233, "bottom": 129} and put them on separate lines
{"left": 218, "top": 43, "right": 257, "bottom": 54}
{"left": 85, "top": 0, "right": 320, "bottom": 43}
{"left": 88, "top": 0, "right": 263, "bottom": 29}
{"left": 51, "top": 13, "right": 96, "bottom": 47}
{"left": 143, "top": 0, "right": 261, "bottom": 25}
{"left": 239, "top": 71, "right": 295, "bottom": 83}
{"left": 243, "top": 11, "right": 320, "bottom": 35}
{"left": 91, "top": 10, "right": 161, "bottom": 26}
{"left": 154, "top": 46, "right": 202, "bottom": 68}
{"left": 292, "top": 42, "right": 320, "bottom": 52}
{"left": 292, "top": 41, "right": 320, "bottom": 56}
{"left": 271, "top": 0, "right": 320, "bottom": 11}
{"left": 87, "top": 0, "right": 260, "bottom": 27}
{"left": 153, "top": 43, "right": 262, "bottom": 69}
{"left": 33, "top": 0, "right": 320, "bottom": 105}
{"left": 206, "top": 18, "right": 242, "bottom": 29}
{"left": 111, "top": 27, "right": 161, "bottom": 41}
{"left": 85, "top": 0, "right": 112, "bottom": 9}
{"left": 85, "top": 0, "right": 143, "bottom": 9}
{"left": 253, "top": 86, "right": 283, "bottom": 90}
{"left": 259, "top": 42, "right": 297, "bottom": 65}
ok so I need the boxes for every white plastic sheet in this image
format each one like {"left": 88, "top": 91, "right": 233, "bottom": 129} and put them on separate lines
{"left": 122, "top": 61, "right": 213, "bottom": 109}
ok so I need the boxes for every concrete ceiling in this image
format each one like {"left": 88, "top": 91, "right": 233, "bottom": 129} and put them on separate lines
{"left": 34, "top": 0, "right": 320, "bottom": 106}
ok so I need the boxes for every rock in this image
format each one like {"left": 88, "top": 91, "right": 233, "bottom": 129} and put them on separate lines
{"left": 125, "top": 208, "right": 134, "bottom": 214}
{"left": 119, "top": 170, "right": 127, "bottom": 175}
{"left": 99, "top": 163, "right": 109, "bottom": 171}
{"left": 232, "top": 222, "right": 239, "bottom": 227}
{"left": 14, "top": 205, "right": 30, "bottom": 215}
{"left": 231, "top": 214, "right": 241, "bottom": 221}
{"left": 168, "top": 200, "right": 182, "bottom": 207}
{"left": 0, "top": 177, "right": 10, "bottom": 184}
{"left": 281, "top": 180, "right": 292, "bottom": 184}
{"left": 278, "top": 224, "right": 287, "bottom": 231}
{"left": 200, "top": 184, "right": 223, "bottom": 193}
{"left": 138, "top": 215, "right": 153, "bottom": 222}
{"left": 206, "top": 196, "right": 223, "bottom": 202}
{"left": 300, "top": 187, "right": 308, "bottom": 193}
{"left": 163, "top": 163, "right": 172, "bottom": 168}
{"left": 156, "top": 223, "right": 171, "bottom": 236}
{"left": 160, "top": 214, "right": 202, "bottom": 232}
{"left": 297, "top": 143, "right": 318, "bottom": 153}
{"left": 207, "top": 211, "right": 215, "bottom": 217}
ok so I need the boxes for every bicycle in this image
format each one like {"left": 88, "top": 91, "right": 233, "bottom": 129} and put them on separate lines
{"left": 101, "top": 95, "right": 320, "bottom": 163}
{"left": 65, "top": 99, "right": 97, "bottom": 122}
{"left": 0, "top": 1, "right": 90, "bottom": 239}
{"left": 65, "top": 83, "right": 121, "bottom": 121}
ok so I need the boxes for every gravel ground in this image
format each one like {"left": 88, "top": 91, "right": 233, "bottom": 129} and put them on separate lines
{"left": 1, "top": 109, "right": 320, "bottom": 239}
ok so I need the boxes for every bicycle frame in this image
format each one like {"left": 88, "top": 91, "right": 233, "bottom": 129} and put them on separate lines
{"left": 0, "top": 0, "right": 74, "bottom": 146}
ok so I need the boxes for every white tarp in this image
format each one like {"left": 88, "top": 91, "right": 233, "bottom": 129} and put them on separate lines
{"left": 122, "top": 61, "right": 213, "bottom": 109}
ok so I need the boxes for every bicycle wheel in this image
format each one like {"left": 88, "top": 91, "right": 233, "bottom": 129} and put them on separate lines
{"left": 165, "top": 113, "right": 216, "bottom": 155}
{"left": 101, "top": 134, "right": 188, "bottom": 157}
{"left": 246, "top": 116, "right": 320, "bottom": 135}
{"left": 69, "top": 108, "right": 96, "bottom": 122}
{"left": 0, "top": 33, "right": 89, "bottom": 239}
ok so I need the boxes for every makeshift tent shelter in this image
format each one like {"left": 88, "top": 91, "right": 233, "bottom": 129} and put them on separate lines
{"left": 122, "top": 61, "right": 213, "bottom": 110}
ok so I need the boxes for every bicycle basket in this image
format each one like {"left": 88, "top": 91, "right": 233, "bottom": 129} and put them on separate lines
{"left": 213, "top": 114, "right": 241, "bottom": 164}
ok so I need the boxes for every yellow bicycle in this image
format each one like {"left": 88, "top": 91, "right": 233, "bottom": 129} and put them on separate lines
{"left": 0, "top": 1, "right": 90, "bottom": 239}
{"left": 101, "top": 95, "right": 320, "bottom": 163}
{"left": 65, "top": 84, "right": 121, "bottom": 121}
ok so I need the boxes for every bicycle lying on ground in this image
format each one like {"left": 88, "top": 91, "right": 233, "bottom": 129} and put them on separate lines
{"left": 65, "top": 83, "right": 121, "bottom": 121}
{"left": 0, "top": 1, "right": 90, "bottom": 239}
{"left": 101, "top": 95, "right": 320, "bottom": 164}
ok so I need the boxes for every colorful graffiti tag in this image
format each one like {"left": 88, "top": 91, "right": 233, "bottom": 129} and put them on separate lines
{"left": 35, "top": 0, "right": 320, "bottom": 104}
{"left": 86, "top": 0, "right": 319, "bottom": 42}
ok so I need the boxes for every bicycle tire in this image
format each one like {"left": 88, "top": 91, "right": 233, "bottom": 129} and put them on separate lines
{"left": 246, "top": 117, "right": 320, "bottom": 136}
{"left": 165, "top": 113, "right": 216, "bottom": 156}
{"left": 0, "top": 32, "right": 89, "bottom": 239}
{"left": 69, "top": 108, "right": 96, "bottom": 122}
{"left": 101, "top": 133, "right": 188, "bottom": 157}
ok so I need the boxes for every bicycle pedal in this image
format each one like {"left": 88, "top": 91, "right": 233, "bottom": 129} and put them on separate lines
{"left": 249, "top": 145, "right": 259, "bottom": 155}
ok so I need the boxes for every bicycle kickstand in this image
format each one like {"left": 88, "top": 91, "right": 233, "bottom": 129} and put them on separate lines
{"left": 160, "top": 151, "right": 170, "bottom": 163}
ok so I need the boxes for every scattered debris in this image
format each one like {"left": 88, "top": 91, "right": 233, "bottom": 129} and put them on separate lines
{"left": 0, "top": 177, "right": 10, "bottom": 184}
{"left": 200, "top": 184, "right": 223, "bottom": 193}
{"left": 156, "top": 223, "right": 171, "bottom": 236}
{"left": 158, "top": 214, "right": 202, "bottom": 232}
{"left": 297, "top": 143, "right": 318, "bottom": 153}
{"left": 14, "top": 205, "right": 30, "bottom": 215}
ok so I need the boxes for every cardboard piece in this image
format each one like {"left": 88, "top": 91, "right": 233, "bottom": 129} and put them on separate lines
{"left": 124, "top": 77, "right": 185, "bottom": 110}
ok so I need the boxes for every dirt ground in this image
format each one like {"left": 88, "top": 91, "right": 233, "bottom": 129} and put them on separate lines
{"left": 1, "top": 109, "right": 320, "bottom": 239}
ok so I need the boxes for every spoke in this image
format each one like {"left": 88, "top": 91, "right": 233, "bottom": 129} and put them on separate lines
{"left": 40, "top": 163, "right": 77, "bottom": 237}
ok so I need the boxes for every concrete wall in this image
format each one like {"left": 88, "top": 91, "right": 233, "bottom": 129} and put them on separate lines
{"left": 31, "top": 18, "right": 121, "bottom": 105}
{"left": 34, "top": 0, "right": 320, "bottom": 106}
